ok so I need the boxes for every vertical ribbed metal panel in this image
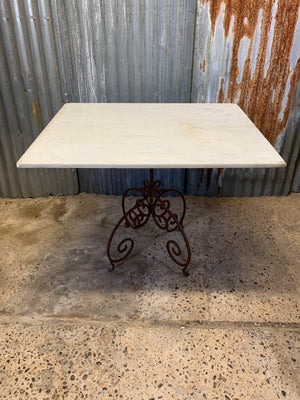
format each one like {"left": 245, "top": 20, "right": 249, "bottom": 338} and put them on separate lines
{"left": 189, "top": 0, "right": 300, "bottom": 196}
{"left": 289, "top": 70, "right": 300, "bottom": 193}
{"left": 72, "top": 0, "right": 197, "bottom": 193}
{"left": 0, "top": 0, "right": 78, "bottom": 197}
{"left": 291, "top": 153, "right": 300, "bottom": 193}
{"left": 55, "top": 0, "right": 196, "bottom": 103}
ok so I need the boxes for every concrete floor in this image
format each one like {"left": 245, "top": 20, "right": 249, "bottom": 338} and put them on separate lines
{"left": 0, "top": 193, "right": 299, "bottom": 399}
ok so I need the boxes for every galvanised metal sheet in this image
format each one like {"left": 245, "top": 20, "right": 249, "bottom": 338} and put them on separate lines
{"left": 289, "top": 76, "right": 300, "bottom": 194}
{"left": 189, "top": 0, "right": 300, "bottom": 196}
{"left": 0, "top": 0, "right": 197, "bottom": 197}
{"left": 0, "top": 0, "right": 78, "bottom": 197}
{"left": 78, "top": 168, "right": 186, "bottom": 196}
{"left": 291, "top": 154, "right": 300, "bottom": 193}
{"left": 73, "top": 0, "right": 197, "bottom": 193}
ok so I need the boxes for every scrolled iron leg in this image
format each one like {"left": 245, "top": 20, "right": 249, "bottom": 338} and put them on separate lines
{"left": 107, "top": 191, "right": 151, "bottom": 271}
{"left": 107, "top": 214, "right": 135, "bottom": 271}
{"left": 152, "top": 198, "right": 191, "bottom": 275}
{"left": 106, "top": 168, "right": 191, "bottom": 275}
{"left": 166, "top": 236, "right": 191, "bottom": 276}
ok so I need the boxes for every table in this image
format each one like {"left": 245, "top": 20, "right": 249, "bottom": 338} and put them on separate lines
{"left": 17, "top": 103, "right": 286, "bottom": 275}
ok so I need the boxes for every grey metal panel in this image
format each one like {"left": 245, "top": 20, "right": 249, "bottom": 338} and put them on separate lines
{"left": 0, "top": 0, "right": 78, "bottom": 197}
{"left": 73, "top": 0, "right": 197, "bottom": 193}
{"left": 189, "top": 0, "right": 300, "bottom": 196}
{"left": 289, "top": 72, "right": 300, "bottom": 194}
{"left": 78, "top": 168, "right": 186, "bottom": 195}
{"left": 291, "top": 152, "right": 300, "bottom": 193}
{"left": 54, "top": 0, "right": 196, "bottom": 103}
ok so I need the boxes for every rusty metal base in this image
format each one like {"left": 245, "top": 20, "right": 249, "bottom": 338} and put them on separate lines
{"left": 107, "top": 169, "right": 191, "bottom": 276}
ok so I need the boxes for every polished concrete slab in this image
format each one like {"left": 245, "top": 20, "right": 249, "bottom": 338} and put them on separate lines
{"left": 0, "top": 193, "right": 299, "bottom": 399}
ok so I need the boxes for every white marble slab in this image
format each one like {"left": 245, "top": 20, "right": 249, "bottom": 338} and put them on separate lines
{"left": 17, "top": 103, "right": 286, "bottom": 169}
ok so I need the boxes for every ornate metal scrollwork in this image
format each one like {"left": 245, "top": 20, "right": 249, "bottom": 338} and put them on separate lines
{"left": 107, "top": 169, "right": 191, "bottom": 275}
{"left": 106, "top": 214, "right": 135, "bottom": 271}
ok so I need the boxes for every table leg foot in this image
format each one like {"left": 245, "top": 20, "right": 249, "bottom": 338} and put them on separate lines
{"left": 108, "top": 264, "right": 115, "bottom": 272}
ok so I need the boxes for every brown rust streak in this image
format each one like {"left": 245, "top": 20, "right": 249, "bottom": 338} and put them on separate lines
{"left": 31, "top": 101, "right": 44, "bottom": 128}
{"left": 259, "top": 2, "right": 300, "bottom": 143}
{"left": 217, "top": 78, "right": 225, "bottom": 102}
{"left": 204, "top": 0, "right": 300, "bottom": 143}
{"left": 200, "top": 167, "right": 223, "bottom": 192}
{"left": 207, "top": 0, "right": 223, "bottom": 36}
{"left": 200, "top": 59, "right": 206, "bottom": 72}
{"left": 277, "top": 58, "right": 300, "bottom": 136}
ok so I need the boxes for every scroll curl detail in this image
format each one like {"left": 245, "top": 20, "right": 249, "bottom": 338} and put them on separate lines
{"left": 158, "top": 188, "right": 186, "bottom": 226}
{"left": 153, "top": 199, "right": 191, "bottom": 275}
{"left": 122, "top": 195, "right": 151, "bottom": 229}
{"left": 152, "top": 200, "right": 178, "bottom": 232}
{"left": 167, "top": 240, "right": 184, "bottom": 265}
{"left": 107, "top": 215, "right": 135, "bottom": 271}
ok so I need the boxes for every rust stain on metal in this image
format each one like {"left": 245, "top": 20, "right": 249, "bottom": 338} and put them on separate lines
{"left": 200, "top": 59, "right": 206, "bottom": 72}
{"left": 206, "top": 168, "right": 213, "bottom": 191}
{"left": 217, "top": 167, "right": 223, "bottom": 194}
{"left": 217, "top": 78, "right": 225, "bottom": 103}
{"left": 31, "top": 102, "right": 44, "bottom": 128}
{"left": 202, "top": 0, "right": 300, "bottom": 143}
{"left": 200, "top": 168, "right": 212, "bottom": 191}
{"left": 200, "top": 167, "right": 223, "bottom": 192}
{"left": 276, "top": 58, "right": 300, "bottom": 134}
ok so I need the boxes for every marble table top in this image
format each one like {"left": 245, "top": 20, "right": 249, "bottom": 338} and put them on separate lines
{"left": 17, "top": 103, "right": 286, "bottom": 169}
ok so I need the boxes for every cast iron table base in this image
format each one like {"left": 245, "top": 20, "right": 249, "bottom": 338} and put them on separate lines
{"left": 107, "top": 169, "right": 191, "bottom": 276}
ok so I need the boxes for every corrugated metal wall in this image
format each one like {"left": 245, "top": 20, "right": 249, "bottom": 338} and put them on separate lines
{"left": 0, "top": 0, "right": 78, "bottom": 197}
{"left": 0, "top": 0, "right": 299, "bottom": 198}
{"left": 189, "top": 0, "right": 300, "bottom": 196}
{"left": 71, "top": 0, "right": 197, "bottom": 194}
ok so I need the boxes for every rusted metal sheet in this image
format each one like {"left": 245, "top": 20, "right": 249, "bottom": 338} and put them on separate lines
{"left": 190, "top": 0, "right": 300, "bottom": 195}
